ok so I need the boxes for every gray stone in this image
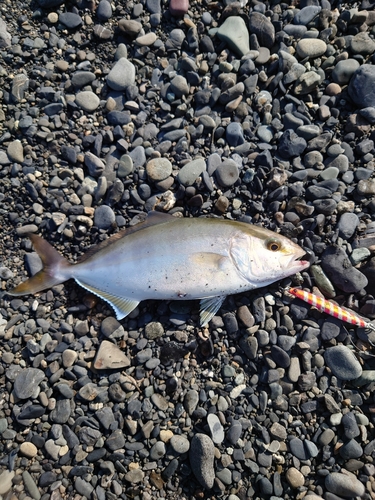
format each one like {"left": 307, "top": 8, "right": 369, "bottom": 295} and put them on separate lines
{"left": 22, "top": 471, "right": 41, "bottom": 500}
{"left": 85, "top": 152, "right": 105, "bottom": 177}
{"left": 207, "top": 413, "right": 225, "bottom": 444}
{"left": 59, "top": 12, "right": 82, "bottom": 29}
{"left": 215, "top": 159, "right": 239, "bottom": 187}
{"left": 216, "top": 17, "right": 250, "bottom": 57}
{"left": 7, "top": 140, "right": 24, "bottom": 163}
{"left": 94, "top": 205, "right": 116, "bottom": 230}
{"left": 332, "top": 59, "right": 360, "bottom": 85}
{"left": 249, "top": 12, "right": 275, "bottom": 49}
{"left": 97, "top": 0, "right": 112, "bottom": 21}
{"left": 348, "top": 64, "right": 375, "bottom": 109}
{"left": 14, "top": 368, "right": 44, "bottom": 399}
{"left": 190, "top": 434, "right": 215, "bottom": 489}
{"left": 325, "top": 472, "right": 365, "bottom": 498}
{"left": 107, "top": 58, "right": 136, "bottom": 91}
{"left": 177, "top": 158, "right": 206, "bottom": 186}
{"left": 324, "top": 345, "right": 362, "bottom": 381}
{"left": 150, "top": 441, "right": 166, "bottom": 459}
{"left": 146, "top": 158, "right": 172, "bottom": 182}
{"left": 296, "top": 38, "right": 327, "bottom": 59}
{"left": 184, "top": 389, "right": 199, "bottom": 414}
{"left": 75, "top": 91, "right": 100, "bottom": 112}
{"left": 170, "top": 435, "right": 190, "bottom": 454}
{"left": 0, "top": 18, "right": 11, "bottom": 47}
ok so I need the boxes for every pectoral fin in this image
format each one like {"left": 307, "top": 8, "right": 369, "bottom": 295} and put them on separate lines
{"left": 200, "top": 295, "right": 226, "bottom": 326}
{"left": 75, "top": 279, "right": 139, "bottom": 320}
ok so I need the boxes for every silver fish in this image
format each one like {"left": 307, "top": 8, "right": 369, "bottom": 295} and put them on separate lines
{"left": 8, "top": 212, "right": 309, "bottom": 326}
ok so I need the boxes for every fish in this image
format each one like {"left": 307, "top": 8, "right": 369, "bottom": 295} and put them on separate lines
{"left": 8, "top": 212, "right": 310, "bottom": 326}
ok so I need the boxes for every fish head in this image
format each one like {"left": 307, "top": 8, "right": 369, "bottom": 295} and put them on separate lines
{"left": 231, "top": 226, "right": 310, "bottom": 286}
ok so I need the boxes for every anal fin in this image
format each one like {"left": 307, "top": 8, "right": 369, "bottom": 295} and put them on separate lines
{"left": 75, "top": 279, "right": 139, "bottom": 320}
{"left": 200, "top": 295, "right": 226, "bottom": 327}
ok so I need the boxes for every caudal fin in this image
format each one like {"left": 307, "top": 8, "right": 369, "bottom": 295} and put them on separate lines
{"left": 8, "top": 234, "right": 71, "bottom": 296}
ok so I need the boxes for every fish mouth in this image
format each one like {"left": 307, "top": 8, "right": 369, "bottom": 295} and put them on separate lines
{"left": 288, "top": 249, "right": 312, "bottom": 272}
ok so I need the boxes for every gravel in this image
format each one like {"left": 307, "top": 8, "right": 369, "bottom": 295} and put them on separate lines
{"left": 2, "top": 0, "right": 375, "bottom": 499}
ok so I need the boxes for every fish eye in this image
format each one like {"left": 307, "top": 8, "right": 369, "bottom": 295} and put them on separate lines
{"left": 266, "top": 238, "right": 282, "bottom": 252}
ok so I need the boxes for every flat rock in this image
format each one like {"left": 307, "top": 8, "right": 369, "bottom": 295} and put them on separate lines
{"left": 59, "top": 12, "right": 82, "bottom": 29}
{"left": 215, "top": 159, "right": 239, "bottom": 187}
{"left": 169, "top": 0, "right": 189, "bottom": 16}
{"left": 97, "top": 0, "right": 113, "bottom": 21}
{"left": 94, "top": 340, "right": 131, "bottom": 369}
{"left": 94, "top": 205, "right": 116, "bottom": 230}
{"left": 0, "top": 18, "right": 11, "bottom": 47}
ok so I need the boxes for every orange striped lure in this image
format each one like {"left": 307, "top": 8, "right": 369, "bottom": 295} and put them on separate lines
{"left": 287, "top": 287, "right": 375, "bottom": 331}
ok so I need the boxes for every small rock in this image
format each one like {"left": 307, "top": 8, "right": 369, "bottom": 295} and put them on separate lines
{"left": 7, "top": 140, "right": 24, "bottom": 163}
{"left": 94, "top": 205, "right": 116, "bottom": 230}
{"left": 207, "top": 413, "right": 225, "bottom": 444}
{"left": 75, "top": 91, "right": 100, "bottom": 112}
{"left": 216, "top": 16, "right": 250, "bottom": 56}
{"left": 0, "top": 470, "right": 14, "bottom": 495}
{"left": 14, "top": 368, "right": 44, "bottom": 399}
{"left": 107, "top": 58, "right": 136, "bottom": 91}
{"left": 324, "top": 345, "right": 363, "bottom": 381}
{"left": 94, "top": 340, "right": 131, "bottom": 369}
{"left": 177, "top": 158, "right": 206, "bottom": 186}
{"left": 20, "top": 442, "right": 38, "bottom": 458}
{"left": 286, "top": 467, "right": 305, "bottom": 488}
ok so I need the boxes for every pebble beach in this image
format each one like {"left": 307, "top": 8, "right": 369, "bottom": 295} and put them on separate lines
{"left": 2, "top": 0, "right": 375, "bottom": 499}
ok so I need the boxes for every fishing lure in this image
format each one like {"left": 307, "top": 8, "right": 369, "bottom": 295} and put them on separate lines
{"left": 287, "top": 287, "right": 375, "bottom": 331}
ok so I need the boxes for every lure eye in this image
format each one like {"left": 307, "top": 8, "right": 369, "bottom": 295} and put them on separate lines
{"left": 266, "top": 238, "right": 281, "bottom": 252}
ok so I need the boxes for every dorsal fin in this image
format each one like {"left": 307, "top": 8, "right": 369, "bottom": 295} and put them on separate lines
{"left": 77, "top": 211, "right": 176, "bottom": 263}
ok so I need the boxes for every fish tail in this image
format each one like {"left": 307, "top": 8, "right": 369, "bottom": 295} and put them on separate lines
{"left": 8, "top": 234, "right": 71, "bottom": 296}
